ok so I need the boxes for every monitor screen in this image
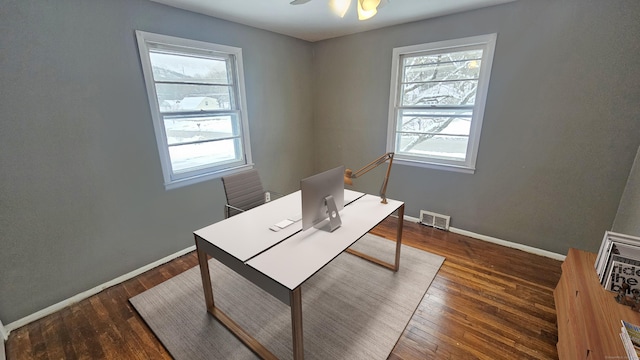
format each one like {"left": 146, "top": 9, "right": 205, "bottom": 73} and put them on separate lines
{"left": 301, "top": 166, "right": 345, "bottom": 231}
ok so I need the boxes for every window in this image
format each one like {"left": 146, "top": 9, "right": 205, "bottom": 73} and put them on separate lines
{"left": 387, "top": 34, "right": 497, "bottom": 173}
{"left": 136, "top": 31, "right": 252, "bottom": 189}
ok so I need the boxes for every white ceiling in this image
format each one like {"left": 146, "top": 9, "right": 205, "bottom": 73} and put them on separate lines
{"left": 150, "top": 0, "right": 518, "bottom": 42}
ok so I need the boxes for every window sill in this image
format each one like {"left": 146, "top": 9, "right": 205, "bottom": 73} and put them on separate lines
{"left": 164, "top": 164, "right": 255, "bottom": 190}
{"left": 394, "top": 158, "right": 475, "bottom": 174}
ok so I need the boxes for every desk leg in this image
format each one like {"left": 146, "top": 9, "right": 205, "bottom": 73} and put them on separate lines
{"left": 195, "top": 236, "right": 215, "bottom": 312}
{"left": 290, "top": 287, "right": 304, "bottom": 360}
{"left": 345, "top": 204, "right": 405, "bottom": 272}
{"left": 393, "top": 204, "right": 404, "bottom": 272}
{"left": 195, "top": 236, "right": 278, "bottom": 360}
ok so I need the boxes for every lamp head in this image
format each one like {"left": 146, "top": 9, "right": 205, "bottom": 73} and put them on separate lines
{"left": 344, "top": 168, "right": 354, "bottom": 185}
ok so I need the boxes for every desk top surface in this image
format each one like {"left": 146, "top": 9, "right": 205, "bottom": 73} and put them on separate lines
{"left": 247, "top": 194, "right": 403, "bottom": 290}
{"left": 193, "top": 189, "right": 366, "bottom": 262}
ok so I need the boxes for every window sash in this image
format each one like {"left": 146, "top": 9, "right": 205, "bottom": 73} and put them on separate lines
{"left": 150, "top": 52, "right": 245, "bottom": 177}
{"left": 162, "top": 111, "right": 242, "bottom": 145}
{"left": 149, "top": 55, "right": 234, "bottom": 85}
{"left": 394, "top": 107, "right": 473, "bottom": 163}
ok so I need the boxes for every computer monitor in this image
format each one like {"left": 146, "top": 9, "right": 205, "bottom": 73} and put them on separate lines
{"left": 301, "top": 165, "right": 345, "bottom": 232}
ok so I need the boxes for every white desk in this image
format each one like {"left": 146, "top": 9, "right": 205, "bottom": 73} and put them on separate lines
{"left": 194, "top": 190, "right": 404, "bottom": 360}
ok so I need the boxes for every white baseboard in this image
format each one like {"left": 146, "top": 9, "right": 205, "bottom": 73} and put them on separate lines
{"left": 449, "top": 227, "right": 566, "bottom": 261}
{"left": 403, "top": 215, "right": 565, "bottom": 261}
{"left": 4, "top": 245, "right": 196, "bottom": 336}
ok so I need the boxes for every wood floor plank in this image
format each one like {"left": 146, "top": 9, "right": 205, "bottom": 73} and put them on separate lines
{"left": 125, "top": 316, "right": 172, "bottom": 359}
{"left": 60, "top": 305, "right": 105, "bottom": 359}
{"left": 6, "top": 218, "right": 562, "bottom": 359}
{"left": 39, "top": 313, "right": 71, "bottom": 360}
{"left": 6, "top": 327, "right": 34, "bottom": 360}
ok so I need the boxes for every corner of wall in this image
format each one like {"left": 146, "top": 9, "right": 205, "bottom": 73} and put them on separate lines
{"left": 612, "top": 145, "right": 640, "bottom": 236}
{"left": 0, "top": 319, "right": 7, "bottom": 341}
{"left": 1, "top": 319, "right": 6, "bottom": 360}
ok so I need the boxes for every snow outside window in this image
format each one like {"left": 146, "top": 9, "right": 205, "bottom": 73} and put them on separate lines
{"left": 136, "top": 31, "right": 252, "bottom": 190}
{"left": 387, "top": 34, "right": 497, "bottom": 173}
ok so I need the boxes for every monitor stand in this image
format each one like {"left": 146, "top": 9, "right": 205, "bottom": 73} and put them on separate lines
{"left": 323, "top": 195, "right": 342, "bottom": 232}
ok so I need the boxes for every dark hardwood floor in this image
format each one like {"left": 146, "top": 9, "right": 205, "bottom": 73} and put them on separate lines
{"left": 6, "top": 218, "right": 563, "bottom": 359}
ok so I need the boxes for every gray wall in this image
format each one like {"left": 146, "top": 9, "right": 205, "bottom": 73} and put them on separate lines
{"left": 0, "top": 0, "right": 314, "bottom": 324}
{"left": 313, "top": 0, "right": 640, "bottom": 255}
{"left": 2, "top": 0, "right": 639, "bottom": 327}
{"left": 614, "top": 146, "right": 640, "bottom": 237}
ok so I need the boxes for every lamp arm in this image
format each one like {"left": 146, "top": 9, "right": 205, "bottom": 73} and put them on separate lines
{"left": 346, "top": 152, "right": 394, "bottom": 204}
{"left": 348, "top": 152, "right": 394, "bottom": 179}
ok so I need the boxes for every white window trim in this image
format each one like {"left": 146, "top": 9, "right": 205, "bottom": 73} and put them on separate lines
{"left": 135, "top": 31, "right": 253, "bottom": 190}
{"left": 386, "top": 33, "right": 497, "bottom": 174}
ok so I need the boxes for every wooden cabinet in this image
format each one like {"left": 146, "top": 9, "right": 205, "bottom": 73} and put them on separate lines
{"left": 554, "top": 248, "right": 640, "bottom": 359}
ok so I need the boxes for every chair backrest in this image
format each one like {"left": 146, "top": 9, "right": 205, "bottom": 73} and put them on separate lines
{"left": 221, "top": 169, "right": 266, "bottom": 218}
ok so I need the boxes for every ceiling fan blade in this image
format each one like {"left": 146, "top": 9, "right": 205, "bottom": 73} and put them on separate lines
{"left": 290, "top": 0, "right": 313, "bottom": 4}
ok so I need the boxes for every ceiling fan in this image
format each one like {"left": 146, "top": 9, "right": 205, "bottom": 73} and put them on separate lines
{"left": 289, "top": 0, "right": 390, "bottom": 21}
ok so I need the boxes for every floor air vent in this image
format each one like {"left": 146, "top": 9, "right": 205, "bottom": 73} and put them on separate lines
{"left": 420, "top": 210, "right": 451, "bottom": 231}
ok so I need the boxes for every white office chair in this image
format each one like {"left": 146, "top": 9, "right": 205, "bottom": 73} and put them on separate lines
{"left": 221, "top": 169, "right": 278, "bottom": 218}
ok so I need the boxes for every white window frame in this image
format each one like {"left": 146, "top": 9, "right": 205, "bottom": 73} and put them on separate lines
{"left": 387, "top": 34, "right": 497, "bottom": 174}
{"left": 136, "top": 31, "right": 253, "bottom": 190}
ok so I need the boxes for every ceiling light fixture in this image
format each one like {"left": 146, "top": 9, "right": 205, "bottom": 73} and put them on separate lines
{"left": 360, "top": 0, "right": 381, "bottom": 11}
{"left": 357, "top": 0, "right": 378, "bottom": 20}
{"left": 291, "top": 0, "right": 388, "bottom": 21}
{"left": 330, "top": 0, "right": 352, "bottom": 18}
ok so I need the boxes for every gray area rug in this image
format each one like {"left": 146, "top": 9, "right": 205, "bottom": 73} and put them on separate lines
{"left": 130, "top": 234, "right": 444, "bottom": 359}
